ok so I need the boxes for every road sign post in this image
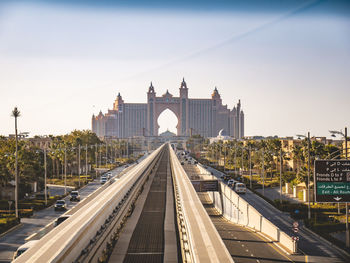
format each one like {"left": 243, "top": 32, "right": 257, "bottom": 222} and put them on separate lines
{"left": 314, "top": 160, "right": 350, "bottom": 203}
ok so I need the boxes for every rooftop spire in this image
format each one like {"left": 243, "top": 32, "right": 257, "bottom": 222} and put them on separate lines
{"left": 180, "top": 77, "right": 187, "bottom": 89}
{"left": 148, "top": 81, "right": 155, "bottom": 93}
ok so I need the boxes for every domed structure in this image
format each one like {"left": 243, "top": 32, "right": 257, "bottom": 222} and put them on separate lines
{"left": 218, "top": 129, "right": 228, "bottom": 137}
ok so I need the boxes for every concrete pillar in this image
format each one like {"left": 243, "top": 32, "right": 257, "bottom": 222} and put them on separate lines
{"left": 285, "top": 183, "right": 290, "bottom": 194}
{"left": 293, "top": 186, "right": 297, "bottom": 198}
{"left": 303, "top": 189, "right": 307, "bottom": 202}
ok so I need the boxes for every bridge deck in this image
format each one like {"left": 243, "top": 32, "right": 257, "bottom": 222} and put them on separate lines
{"left": 110, "top": 147, "right": 179, "bottom": 263}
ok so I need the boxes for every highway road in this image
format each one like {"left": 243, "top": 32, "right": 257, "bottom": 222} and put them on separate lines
{"left": 182, "top": 163, "right": 296, "bottom": 262}
{"left": 0, "top": 165, "right": 127, "bottom": 263}
{"left": 205, "top": 165, "right": 350, "bottom": 263}
{"left": 199, "top": 192, "right": 298, "bottom": 263}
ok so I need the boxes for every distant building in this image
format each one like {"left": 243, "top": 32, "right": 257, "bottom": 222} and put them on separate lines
{"left": 92, "top": 79, "right": 244, "bottom": 139}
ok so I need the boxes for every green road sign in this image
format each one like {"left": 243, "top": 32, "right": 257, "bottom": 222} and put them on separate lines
{"left": 314, "top": 160, "right": 350, "bottom": 202}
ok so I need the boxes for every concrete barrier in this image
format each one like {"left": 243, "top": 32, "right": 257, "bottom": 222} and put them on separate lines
{"left": 197, "top": 164, "right": 297, "bottom": 254}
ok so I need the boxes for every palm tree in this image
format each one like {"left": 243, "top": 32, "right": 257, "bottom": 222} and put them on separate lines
{"left": 11, "top": 107, "right": 20, "bottom": 220}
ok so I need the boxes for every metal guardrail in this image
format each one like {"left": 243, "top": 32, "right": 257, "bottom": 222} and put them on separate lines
{"left": 13, "top": 146, "right": 164, "bottom": 263}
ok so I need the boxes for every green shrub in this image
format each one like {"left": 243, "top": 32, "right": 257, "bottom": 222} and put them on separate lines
{"left": 0, "top": 216, "right": 19, "bottom": 234}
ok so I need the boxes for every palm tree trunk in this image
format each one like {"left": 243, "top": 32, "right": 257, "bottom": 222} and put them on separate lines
{"left": 14, "top": 116, "right": 19, "bottom": 219}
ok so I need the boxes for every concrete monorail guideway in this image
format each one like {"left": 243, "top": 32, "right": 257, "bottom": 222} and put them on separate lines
{"left": 14, "top": 144, "right": 232, "bottom": 263}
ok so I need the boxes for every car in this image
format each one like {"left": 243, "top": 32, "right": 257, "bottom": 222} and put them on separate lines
{"left": 233, "top": 183, "right": 247, "bottom": 194}
{"left": 54, "top": 215, "right": 71, "bottom": 227}
{"left": 70, "top": 191, "right": 80, "bottom": 202}
{"left": 100, "top": 176, "right": 107, "bottom": 184}
{"left": 227, "top": 179, "right": 235, "bottom": 186}
{"left": 13, "top": 240, "right": 40, "bottom": 260}
{"left": 106, "top": 172, "right": 112, "bottom": 178}
{"left": 54, "top": 200, "right": 67, "bottom": 211}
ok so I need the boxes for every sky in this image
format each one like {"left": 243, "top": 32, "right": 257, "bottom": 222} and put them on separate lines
{"left": 0, "top": 0, "right": 349, "bottom": 138}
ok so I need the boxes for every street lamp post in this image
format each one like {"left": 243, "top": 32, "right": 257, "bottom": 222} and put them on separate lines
{"left": 249, "top": 146, "right": 252, "bottom": 189}
{"left": 241, "top": 147, "right": 244, "bottom": 182}
{"left": 85, "top": 145, "right": 88, "bottom": 182}
{"left": 329, "top": 127, "right": 348, "bottom": 247}
{"left": 234, "top": 146, "right": 237, "bottom": 176}
{"left": 44, "top": 148, "right": 47, "bottom": 206}
{"left": 280, "top": 148, "right": 283, "bottom": 204}
{"left": 78, "top": 145, "right": 81, "bottom": 187}
{"left": 262, "top": 148, "right": 265, "bottom": 196}
{"left": 105, "top": 142, "right": 108, "bottom": 166}
{"left": 64, "top": 148, "right": 67, "bottom": 195}
{"left": 307, "top": 132, "right": 311, "bottom": 220}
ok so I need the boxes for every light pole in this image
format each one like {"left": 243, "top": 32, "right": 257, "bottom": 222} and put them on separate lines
{"left": 241, "top": 146, "right": 244, "bottom": 182}
{"left": 329, "top": 127, "right": 348, "bottom": 247}
{"left": 234, "top": 146, "right": 237, "bottom": 177}
{"left": 279, "top": 148, "right": 283, "bottom": 204}
{"left": 78, "top": 145, "right": 81, "bottom": 187}
{"left": 297, "top": 133, "right": 312, "bottom": 220}
{"left": 64, "top": 148, "right": 67, "bottom": 195}
{"left": 249, "top": 145, "right": 252, "bottom": 189}
{"left": 262, "top": 148, "right": 265, "bottom": 196}
{"left": 11, "top": 107, "right": 20, "bottom": 220}
{"left": 106, "top": 141, "right": 108, "bottom": 168}
{"left": 85, "top": 145, "right": 88, "bottom": 182}
{"left": 44, "top": 148, "right": 47, "bottom": 206}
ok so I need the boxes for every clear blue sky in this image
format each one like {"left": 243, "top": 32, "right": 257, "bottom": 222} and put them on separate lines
{"left": 0, "top": 0, "right": 349, "bottom": 137}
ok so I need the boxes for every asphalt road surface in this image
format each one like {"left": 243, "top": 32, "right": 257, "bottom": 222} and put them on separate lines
{"left": 205, "top": 165, "right": 350, "bottom": 263}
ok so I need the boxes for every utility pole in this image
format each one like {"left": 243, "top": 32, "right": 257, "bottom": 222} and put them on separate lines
{"left": 234, "top": 146, "right": 237, "bottom": 177}
{"left": 223, "top": 144, "right": 226, "bottom": 173}
{"left": 280, "top": 148, "right": 283, "bottom": 204}
{"left": 95, "top": 143, "right": 98, "bottom": 168}
{"left": 241, "top": 147, "right": 244, "bottom": 182}
{"left": 78, "top": 145, "right": 81, "bottom": 187}
{"left": 44, "top": 148, "right": 47, "bottom": 206}
{"left": 307, "top": 132, "right": 311, "bottom": 220}
{"left": 262, "top": 148, "right": 265, "bottom": 196}
{"left": 64, "top": 148, "right": 67, "bottom": 195}
{"left": 99, "top": 144, "right": 102, "bottom": 168}
{"left": 249, "top": 146, "right": 252, "bottom": 189}
{"left": 105, "top": 142, "right": 108, "bottom": 166}
{"left": 345, "top": 127, "right": 349, "bottom": 247}
{"left": 85, "top": 145, "right": 88, "bottom": 183}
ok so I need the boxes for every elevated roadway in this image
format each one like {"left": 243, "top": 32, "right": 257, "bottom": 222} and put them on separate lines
{"left": 12, "top": 144, "right": 232, "bottom": 262}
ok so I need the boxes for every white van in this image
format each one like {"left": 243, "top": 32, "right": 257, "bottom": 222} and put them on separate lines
{"left": 13, "top": 240, "right": 40, "bottom": 260}
{"left": 234, "top": 183, "right": 246, "bottom": 194}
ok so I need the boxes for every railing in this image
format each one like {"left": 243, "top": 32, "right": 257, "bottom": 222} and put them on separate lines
{"left": 14, "top": 146, "right": 165, "bottom": 263}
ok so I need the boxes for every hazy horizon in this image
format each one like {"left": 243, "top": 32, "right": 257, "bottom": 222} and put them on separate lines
{"left": 1, "top": 0, "right": 349, "bottom": 138}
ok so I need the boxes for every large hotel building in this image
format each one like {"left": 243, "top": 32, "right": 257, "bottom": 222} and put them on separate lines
{"left": 92, "top": 79, "right": 244, "bottom": 139}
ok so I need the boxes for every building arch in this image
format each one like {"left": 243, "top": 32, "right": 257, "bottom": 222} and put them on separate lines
{"left": 154, "top": 103, "right": 180, "bottom": 135}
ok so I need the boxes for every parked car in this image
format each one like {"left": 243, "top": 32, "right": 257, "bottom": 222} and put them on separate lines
{"left": 13, "top": 240, "right": 40, "bottom": 260}
{"left": 100, "top": 176, "right": 107, "bottom": 184}
{"left": 54, "top": 215, "right": 71, "bottom": 227}
{"left": 70, "top": 191, "right": 80, "bottom": 202}
{"left": 54, "top": 200, "right": 67, "bottom": 211}
{"left": 233, "top": 183, "right": 247, "bottom": 194}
